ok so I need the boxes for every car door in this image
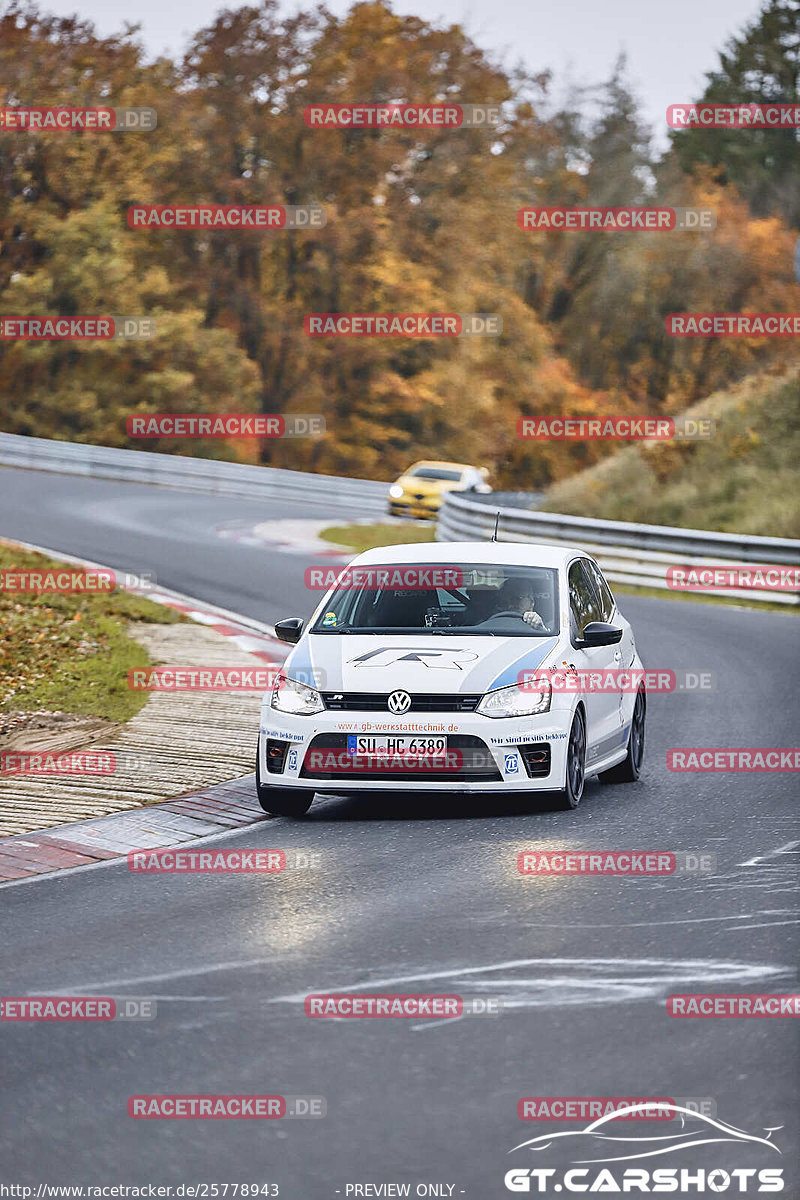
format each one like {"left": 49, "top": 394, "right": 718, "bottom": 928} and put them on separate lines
{"left": 567, "top": 558, "right": 621, "bottom": 766}
{"left": 584, "top": 556, "right": 637, "bottom": 734}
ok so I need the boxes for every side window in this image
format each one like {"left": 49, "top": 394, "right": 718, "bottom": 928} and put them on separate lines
{"left": 568, "top": 560, "right": 602, "bottom": 641}
{"left": 584, "top": 559, "right": 615, "bottom": 622}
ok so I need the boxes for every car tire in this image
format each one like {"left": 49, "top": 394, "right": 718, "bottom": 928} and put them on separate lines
{"left": 553, "top": 708, "right": 586, "bottom": 810}
{"left": 255, "top": 751, "right": 313, "bottom": 817}
{"left": 599, "top": 688, "right": 646, "bottom": 784}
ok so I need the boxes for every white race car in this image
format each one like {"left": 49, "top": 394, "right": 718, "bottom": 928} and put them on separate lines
{"left": 256, "top": 542, "right": 646, "bottom": 816}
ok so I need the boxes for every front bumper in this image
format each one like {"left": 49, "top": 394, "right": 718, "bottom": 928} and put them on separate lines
{"left": 258, "top": 706, "right": 572, "bottom": 793}
{"left": 387, "top": 497, "right": 440, "bottom": 519}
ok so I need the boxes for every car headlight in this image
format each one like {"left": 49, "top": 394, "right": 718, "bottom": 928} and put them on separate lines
{"left": 476, "top": 680, "right": 551, "bottom": 718}
{"left": 388, "top": 484, "right": 405, "bottom": 499}
{"left": 271, "top": 673, "right": 324, "bottom": 715}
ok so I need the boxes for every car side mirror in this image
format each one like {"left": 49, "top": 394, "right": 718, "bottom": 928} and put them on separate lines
{"left": 579, "top": 621, "right": 623, "bottom": 647}
{"left": 274, "top": 617, "right": 304, "bottom": 644}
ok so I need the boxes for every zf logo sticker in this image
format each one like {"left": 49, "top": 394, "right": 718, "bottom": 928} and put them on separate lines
{"left": 504, "top": 753, "right": 520, "bottom": 774}
{"left": 287, "top": 749, "right": 299, "bottom": 771}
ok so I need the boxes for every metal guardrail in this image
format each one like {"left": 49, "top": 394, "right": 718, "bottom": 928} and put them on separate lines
{"left": 437, "top": 491, "right": 800, "bottom": 604}
{"left": 0, "top": 432, "right": 388, "bottom": 514}
{"left": 2, "top": 432, "right": 796, "bottom": 603}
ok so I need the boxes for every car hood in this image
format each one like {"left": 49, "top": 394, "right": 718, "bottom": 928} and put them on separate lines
{"left": 284, "top": 633, "right": 561, "bottom": 696}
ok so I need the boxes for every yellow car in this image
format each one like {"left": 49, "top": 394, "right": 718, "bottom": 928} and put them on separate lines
{"left": 387, "top": 461, "right": 491, "bottom": 519}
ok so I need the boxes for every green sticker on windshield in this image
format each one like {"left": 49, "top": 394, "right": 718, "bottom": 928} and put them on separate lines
{"left": 322, "top": 611, "right": 337, "bottom": 626}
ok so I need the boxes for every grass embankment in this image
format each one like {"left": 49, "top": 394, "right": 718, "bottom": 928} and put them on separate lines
{"left": 319, "top": 522, "right": 437, "bottom": 554}
{"left": 0, "top": 542, "right": 181, "bottom": 728}
{"left": 540, "top": 369, "right": 800, "bottom": 537}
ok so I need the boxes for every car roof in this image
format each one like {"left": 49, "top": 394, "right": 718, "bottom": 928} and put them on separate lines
{"left": 350, "top": 541, "right": 587, "bottom": 569}
{"left": 405, "top": 461, "right": 475, "bottom": 471}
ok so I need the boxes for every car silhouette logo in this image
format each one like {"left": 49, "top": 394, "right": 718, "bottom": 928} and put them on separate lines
{"left": 387, "top": 690, "right": 412, "bottom": 714}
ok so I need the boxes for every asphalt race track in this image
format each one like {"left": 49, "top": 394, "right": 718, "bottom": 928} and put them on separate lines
{"left": 1, "top": 465, "right": 798, "bottom": 1196}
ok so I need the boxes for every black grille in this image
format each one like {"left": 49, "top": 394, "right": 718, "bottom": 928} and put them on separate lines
{"left": 300, "top": 734, "right": 501, "bottom": 782}
{"left": 518, "top": 742, "right": 552, "bottom": 778}
{"left": 321, "top": 692, "right": 481, "bottom": 713}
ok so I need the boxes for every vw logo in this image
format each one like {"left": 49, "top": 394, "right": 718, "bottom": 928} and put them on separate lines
{"left": 387, "top": 690, "right": 412, "bottom": 715}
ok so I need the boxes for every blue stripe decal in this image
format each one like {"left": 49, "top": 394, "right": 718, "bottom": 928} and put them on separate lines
{"left": 486, "top": 638, "right": 558, "bottom": 692}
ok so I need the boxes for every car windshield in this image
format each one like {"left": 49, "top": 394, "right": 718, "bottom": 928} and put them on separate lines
{"left": 407, "top": 467, "right": 464, "bottom": 481}
{"left": 310, "top": 563, "right": 559, "bottom": 636}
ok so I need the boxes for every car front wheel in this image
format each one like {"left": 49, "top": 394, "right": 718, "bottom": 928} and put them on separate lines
{"left": 599, "top": 688, "right": 646, "bottom": 784}
{"left": 554, "top": 708, "right": 586, "bottom": 810}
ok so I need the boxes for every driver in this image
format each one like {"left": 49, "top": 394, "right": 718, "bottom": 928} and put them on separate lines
{"left": 493, "top": 578, "right": 547, "bottom": 629}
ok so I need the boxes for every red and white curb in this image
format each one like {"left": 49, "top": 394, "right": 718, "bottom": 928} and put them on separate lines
{"left": 0, "top": 536, "right": 291, "bottom": 884}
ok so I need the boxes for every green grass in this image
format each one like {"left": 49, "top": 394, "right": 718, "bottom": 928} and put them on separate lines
{"left": 319, "top": 522, "right": 437, "bottom": 554}
{"left": 540, "top": 369, "right": 800, "bottom": 537}
{"left": 0, "top": 541, "right": 182, "bottom": 723}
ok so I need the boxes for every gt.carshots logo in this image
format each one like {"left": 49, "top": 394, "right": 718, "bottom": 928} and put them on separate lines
{"left": 504, "top": 1103, "right": 785, "bottom": 1193}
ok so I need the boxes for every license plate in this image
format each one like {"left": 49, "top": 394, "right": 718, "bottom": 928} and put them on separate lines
{"left": 346, "top": 735, "right": 447, "bottom": 758}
